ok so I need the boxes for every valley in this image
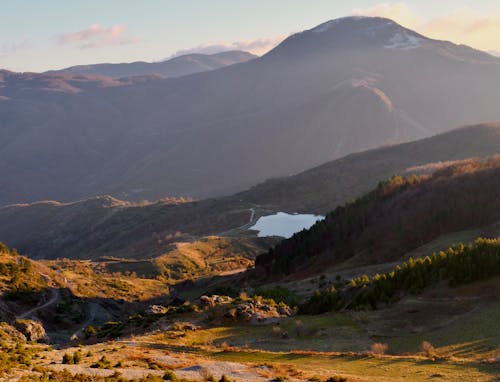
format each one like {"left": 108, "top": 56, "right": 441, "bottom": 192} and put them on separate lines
{"left": 1, "top": 10, "right": 500, "bottom": 382}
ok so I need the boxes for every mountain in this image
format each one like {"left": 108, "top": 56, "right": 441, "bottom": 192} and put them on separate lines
{"left": 255, "top": 156, "right": 500, "bottom": 279}
{"left": 1, "top": 17, "right": 500, "bottom": 205}
{"left": 47, "top": 51, "right": 257, "bottom": 78}
{"left": 238, "top": 123, "right": 500, "bottom": 213}
{"left": 0, "top": 123, "right": 499, "bottom": 260}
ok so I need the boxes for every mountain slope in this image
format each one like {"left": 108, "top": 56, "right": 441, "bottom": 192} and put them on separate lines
{"left": 0, "top": 124, "right": 499, "bottom": 260}
{"left": 48, "top": 51, "right": 256, "bottom": 78}
{"left": 237, "top": 123, "right": 500, "bottom": 213}
{"left": 1, "top": 17, "right": 500, "bottom": 205}
{"left": 255, "top": 157, "right": 500, "bottom": 279}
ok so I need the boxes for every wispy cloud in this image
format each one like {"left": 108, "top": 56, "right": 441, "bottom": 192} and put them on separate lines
{"left": 59, "top": 24, "right": 140, "bottom": 49}
{"left": 353, "top": 2, "right": 500, "bottom": 51}
{"left": 0, "top": 40, "right": 33, "bottom": 57}
{"left": 171, "top": 36, "right": 284, "bottom": 58}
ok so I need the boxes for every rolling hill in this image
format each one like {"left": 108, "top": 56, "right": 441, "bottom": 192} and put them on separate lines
{"left": 47, "top": 50, "right": 256, "bottom": 78}
{"left": 0, "top": 123, "right": 499, "bottom": 260}
{"left": 1, "top": 17, "right": 500, "bottom": 205}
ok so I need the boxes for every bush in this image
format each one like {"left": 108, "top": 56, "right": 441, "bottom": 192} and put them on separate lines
{"left": 72, "top": 350, "right": 82, "bottom": 364}
{"left": 325, "top": 377, "right": 349, "bottom": 382}
{"left": 370, "top": 342, "right": 388, "bottom": 355}
{"left": 91, "top": 355, "right": 112, "bottom": 369}
{"left": 162, "top": 370, "right": 178, "bottom": 381}
{"left": 84, "top": 325, "right": 97, "bottom": 338}
{"left": 254, "top": 286, "right": 301, "bottom": 307}
{"left": 62, "top": 353, "right": 73, "bottom": 364}
{"left": 273, "top": 376, "right": 289, "bottom": 381}
{"left": 421, "top": 341, "right": 436, "bottom": 358}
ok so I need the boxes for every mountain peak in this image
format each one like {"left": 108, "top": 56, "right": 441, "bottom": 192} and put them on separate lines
{"left": 308, "top": 16, "right": 426, "bottom": 49}
{"left": 309, "top": 16, "right": 425, "bottom": 50}
{"left": 310, "top": 16, "right": 382, "bottom": 33}
{"left": 265, "top": 16, "right": 428, "bottom": 58}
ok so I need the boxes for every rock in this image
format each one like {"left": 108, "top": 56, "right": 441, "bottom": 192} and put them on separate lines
{"left": 200, "top": 295, "right": 215, "bottom": 308}
{"left": 214, "top": 295, "right": 233, "bottom": 304}
{"left": 14, "top": 319, "right": 47, "bottom": 342}
{"left": 145, "top": 305, "right": 169, "bottom": 315}
{"left": 250, "top": 313, "right": 280, "bottom": 325}
{"left": 277, "top": 305, "right": 294, "bottom": 316}
{"left": 224, "top": 308, "right": 237, "bottom": 319}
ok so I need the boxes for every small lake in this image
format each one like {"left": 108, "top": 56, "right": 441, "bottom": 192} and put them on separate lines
{"left": 249, "top": 212, "right": 324, "bottom": 238}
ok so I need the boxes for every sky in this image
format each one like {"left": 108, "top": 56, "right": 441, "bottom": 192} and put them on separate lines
{"left": 2, "top": 0, "right": 500, "bottom": 72}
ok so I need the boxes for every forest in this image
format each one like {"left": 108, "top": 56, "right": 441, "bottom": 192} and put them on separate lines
{"left": 301, "top": 238, "right": 500, "bottom": 314}
{"left": 256, "top": 157, "right": 500, "bottom": 278}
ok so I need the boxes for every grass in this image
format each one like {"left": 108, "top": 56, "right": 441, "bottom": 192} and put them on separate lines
{"left": 388, "top": 300, "right": 500, "bottom": 359}
{"left": 209, "top": 350, "right": 499, "bottom": 382}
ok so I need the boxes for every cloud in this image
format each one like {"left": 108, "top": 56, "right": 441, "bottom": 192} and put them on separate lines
{"left": 171, "top": 36, "right": 284, "bottom": 58}
{"left": 352, "top": 2, "right": 500, "bottom": 52}
{"left": 0, "top": 40, "right": 33, "bottom": 57}
{"left": 353, "top": 2, "right": 420, "bottom": 26}
{"left": 59, "top": 24, "right": 140, "bottom": 49}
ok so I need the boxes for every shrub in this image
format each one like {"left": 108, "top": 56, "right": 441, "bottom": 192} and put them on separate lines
{"left": 91, "top": 355, "right": 112, "bottom": 369}
{"left": 162, "top": 370, "right": 178, "bottom": 381}
{"left": 72, "top": 350, "right": 82, "bottom": 364}
{"left": 273, "top": 376, "right": 289, "bottom": 381}
{"left": 421, "top": 341, "right": 436, "bottom": 358}
{"left": 62, "top": 353, "right": 73, "bottom": 364}
{"left": 254, "top": 286, "right": 301, "bottom": 307}
{"left": 84, "top": 325, "right": 97, "bottom": 338}
{"left": 325, "top": 377, "right": 349, "bottom": 382}
{"left": 370, "top": 342, "right": 388, "bottom": 355}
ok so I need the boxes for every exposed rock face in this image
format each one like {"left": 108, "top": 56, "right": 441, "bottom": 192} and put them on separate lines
{"left": 200, "top": 295, "right": 233, "bottom": 308}
{"left": 222, "top": 299, "right": 294, "bottom": 324}
{"left": 14, "top": 319, "right": 48, "bottom": 342}
{"left": 145, "top": 305, "right": 169, "bottom": 315}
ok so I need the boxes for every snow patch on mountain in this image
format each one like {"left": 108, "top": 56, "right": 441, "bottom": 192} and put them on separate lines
{"left": 311, "top": 16, "right": 369, "bottom": 33}
{"left": 385, "top": 32, "right": 422, "bottom": 50}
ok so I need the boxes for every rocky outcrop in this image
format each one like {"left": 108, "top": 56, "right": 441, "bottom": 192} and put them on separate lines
{"left": 200, "top": 295, "right": 233, "bottom": 308}
{"left": 14, "top": 319, "right": 48, "bottom": 342}
{"left": 221, "top": 299, "right": 294, "bottom": 324}
{"left": 145, "top": 305, "right": 170, "bottom": 316}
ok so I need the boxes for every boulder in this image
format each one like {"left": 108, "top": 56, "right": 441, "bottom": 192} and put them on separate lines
{"left": 200, "top": 295, "right": 216, "bottom": 308}
{"left": 14, "top": 319, "right": 48, "bottom": 342}
{"left": 145, "top": 305, "right": 169, "bottom": 315}
{"left": 277, "top": 305, "right": 294, "bottom": 316}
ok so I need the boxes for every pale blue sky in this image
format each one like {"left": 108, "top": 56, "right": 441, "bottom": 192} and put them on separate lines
{"left": 2, "top": 0, "right": 500, "bottom": 72}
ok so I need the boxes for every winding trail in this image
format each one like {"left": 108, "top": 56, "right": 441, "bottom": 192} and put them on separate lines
{"left": 70, "top": 302, "right": 98, "bottom": 340}
{"left": 18, "top": 288, "right": 60, "bottom": 319}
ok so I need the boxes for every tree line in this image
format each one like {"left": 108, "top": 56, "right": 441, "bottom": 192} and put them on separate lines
{"left": 301, "top": 238, "right": 500, "bottom": 314}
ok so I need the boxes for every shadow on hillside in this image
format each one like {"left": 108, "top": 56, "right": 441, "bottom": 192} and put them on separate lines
{"left": 1, "top": 286, "right": 174, "bottom": 346}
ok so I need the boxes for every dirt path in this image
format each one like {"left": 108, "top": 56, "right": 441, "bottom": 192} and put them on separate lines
{"left": 70, "top": 302, "right": 98, "bottom": 340}
{"left": 18, "top": 288, "right": 60, "bottom": 319}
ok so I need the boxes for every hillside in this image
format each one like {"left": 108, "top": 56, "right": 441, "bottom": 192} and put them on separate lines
{"left": 48, "top": 51, "right": 256, "bottom": 78}
{"left": 236, "top": 123, "right": 500, "bottom": 213}
{"left": 255, "top": 157, "right": 500, "bottom": 279}
{"left": 1, "top": 124, "right": 499, "bottom": 260}
{"left": 2, "top": 17, "right": 500, "bottom": 205}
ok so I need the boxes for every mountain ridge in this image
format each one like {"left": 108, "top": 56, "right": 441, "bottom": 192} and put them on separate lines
{"left": 1, "top": 123, "right": 499, "bottom": 260}
{"left": 1, "top": 17, "right": 500, "bottom": 205}
{"left": 45, "top": 50, "right": 257, "bottom": 78}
